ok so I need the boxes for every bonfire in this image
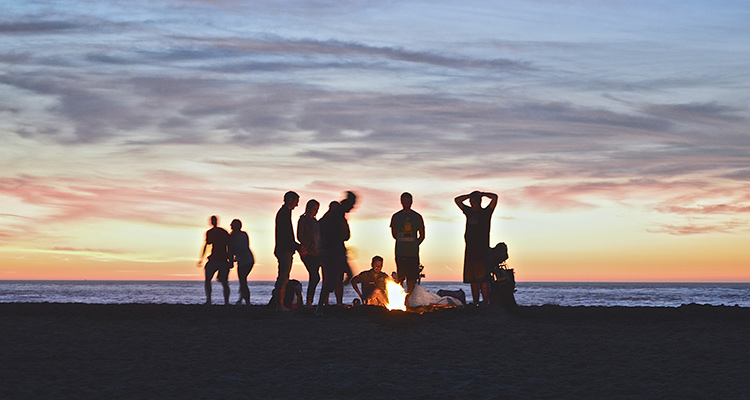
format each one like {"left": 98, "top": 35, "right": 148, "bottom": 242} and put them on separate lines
{"left": 384, "top": 277, "right": 407, "bottom": 311}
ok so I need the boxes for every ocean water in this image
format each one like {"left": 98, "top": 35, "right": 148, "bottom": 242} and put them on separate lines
{"left": 1, "top": 280, "right": 749, "bottom": 307}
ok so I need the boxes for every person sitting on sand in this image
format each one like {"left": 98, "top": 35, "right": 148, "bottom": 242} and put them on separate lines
{"left": 351, "top": 255, "right": 389, "bottom": 307}
{"left": 229, "top": 219, "right": 255, "bottom": 305}
{"left": 199, "top": 215, "right": 231, "bottom": 305}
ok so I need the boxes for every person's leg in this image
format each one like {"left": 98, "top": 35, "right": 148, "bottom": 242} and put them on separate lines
{"left": 243, "top": 264, "right": 252, "bottom": 304}
{"left": 406, "top": 277, "right": 416, "bottom": 294}
{"left": 303, "top": 256, "right": 321, "bottom": 307}
{"left": 480, "top": 282, "right": 489, "bottom": 305}
{"left": 470, "top": 283, "right": 480, "bottom": 305}
{"left": 274, "top": 252, "right": 293, "bottom": 309}
{"left": 237, "top": 264, "right": 246, "bottom": 304}
{"left": 395, "top": 257, "right": 405, "bottom": 285}
{"left": 218, "top": 268, "right": 230, "bottom": 305}
{"left": 316, "top": 255, "right": 335, "bottom": 315}
{"left": 204, "top": 263, "right": 217, "bottom": 305}
{"left": 405, "top": 256, "right": 419, "bottom": 294}
{"left": 334, "top": 253, "right": 346, "bottom": 305}
{"left": 237, "top": 263, "right": 252, "bottom": 304}
{"left": 369, "top": 289, "right": 387, "bottom": 307}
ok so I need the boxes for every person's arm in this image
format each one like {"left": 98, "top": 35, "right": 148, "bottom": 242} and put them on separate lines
{"left": 227, "top": 236, "right": 236, "bottom": 263}
{"left": 390, "top": 214, "right": 398, "bottom": 240}
{"left": 198, "top": 233, "right": 208, "bottom": 265}
{"left": 484, "top": 192, "right": 498, "bottom": 211}
{"left": 340, "top": 191, "right": 357, "bottom": 213}
{"left": 350, "top": 276, "right": 364, "bottom": 300}
{"left": 417, "top": 215, "right": 425, "bottom": 246}
{"left": 296, "top": 217, "right": 305, "bottom": 243}
{"left": 297, "top": 218, "right": 308, "bottom": 256}
{"left": 454, "top": 193, "right": 470, "bottom": 209}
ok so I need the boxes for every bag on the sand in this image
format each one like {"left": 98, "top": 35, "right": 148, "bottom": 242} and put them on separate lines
{"left": 437, "top": 289, "right": 466, "bottom": 305}
{"left": 407, "top": 285, "right": 463, "bottom": 307}
{"left": 267, "top": 279, "right": 304, "bottom": 309}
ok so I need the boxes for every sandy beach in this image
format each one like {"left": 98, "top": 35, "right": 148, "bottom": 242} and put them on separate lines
{"left": 1, "top": 303, "right": 748, "bottom": 399}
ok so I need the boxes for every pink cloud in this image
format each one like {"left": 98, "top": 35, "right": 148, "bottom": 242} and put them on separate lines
{"left": 648, "top": 221, "right": 747, "bottom": 236}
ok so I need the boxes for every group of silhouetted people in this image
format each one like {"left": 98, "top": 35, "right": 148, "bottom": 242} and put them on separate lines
{"left": 198, "top": 189, "right": 499, "bottom": 311}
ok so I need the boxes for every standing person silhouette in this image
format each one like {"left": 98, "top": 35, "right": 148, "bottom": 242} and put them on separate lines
{"left": 273, "top": 191, "right": 300, "bottom": 311}
{"left": 199, "top": 215, "right": 231, "bottom": 305}
{"left": 390, "top": 192, "right": 425, "bottom": 295}
{"left": 455, "top": 191, "right": 498, "bottom": 306}
{"left": 316, "top": 191, "right": 356, "bottom": 316}
{"left": 297, "top": 199, "right": 321, "bottom": 307}
{"left": 229, "top": 219, "right": 255, "bottom": 305}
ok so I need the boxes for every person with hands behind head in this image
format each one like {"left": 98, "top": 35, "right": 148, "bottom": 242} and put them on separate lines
{"left": 455, "top": 191, "right": 498, "bottom": 306}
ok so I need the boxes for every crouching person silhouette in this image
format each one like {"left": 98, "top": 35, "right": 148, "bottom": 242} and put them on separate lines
{"left": 351, "top": 256, "right": 389, "bottom": 307}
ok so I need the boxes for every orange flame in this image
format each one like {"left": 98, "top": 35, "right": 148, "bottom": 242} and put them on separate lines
{"left": 384, "top": 278, "right": 407, "bottom": 311}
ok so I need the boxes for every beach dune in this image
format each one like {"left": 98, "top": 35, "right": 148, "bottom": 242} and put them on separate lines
{"left": 1, "top": 303, "right": 748, "bottom": 399}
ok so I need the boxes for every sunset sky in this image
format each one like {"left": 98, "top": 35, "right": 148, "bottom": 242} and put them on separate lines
{"left": 1, "top": 1, "right": 749, "bottom": 282}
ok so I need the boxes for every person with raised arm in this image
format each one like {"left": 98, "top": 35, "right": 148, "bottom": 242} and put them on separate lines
{"left": 455, "top": 191, "right": 498, "bottom": 306}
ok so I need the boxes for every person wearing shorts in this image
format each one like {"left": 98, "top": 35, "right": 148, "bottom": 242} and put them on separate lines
{"left": 199, "top": 215, "right": 231, "bottom": 305}
{"left": 273, "top": 191, "right": 300, "bottom": 310}
{"left": 390, "top": 192, "right": 425, "bottom": 294}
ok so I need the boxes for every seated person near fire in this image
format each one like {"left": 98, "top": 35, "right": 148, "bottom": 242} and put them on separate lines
{"left": 351, "top": 255, "right": 389, "bottom": 306}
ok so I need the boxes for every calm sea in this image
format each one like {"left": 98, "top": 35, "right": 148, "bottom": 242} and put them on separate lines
{"left": 1, "top": 280, "right": 748, "bottom": 307}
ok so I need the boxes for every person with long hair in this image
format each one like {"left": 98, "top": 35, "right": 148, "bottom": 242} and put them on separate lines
{"left": 229, "top": 219, "right": 255, "bottom": 305}
{"left": 297, "top": 199, "right": 321, "bottom": 307}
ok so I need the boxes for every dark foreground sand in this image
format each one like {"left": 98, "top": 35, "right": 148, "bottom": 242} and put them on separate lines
{"left": 1, "top": 303, "right": 749, "bottom": 400}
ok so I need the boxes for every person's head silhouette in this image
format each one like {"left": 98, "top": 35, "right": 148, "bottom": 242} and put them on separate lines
{"left": 305, "top": 199, "right": 320, "bottom": 218}
{"left": 469, "top": 191, "right": 483, "bottom": 210}
{"left": 284, "top": 191, "right": 300, "bottom": 210}
{"left": 400, "top": 192, "right": 413, "bottom": 211}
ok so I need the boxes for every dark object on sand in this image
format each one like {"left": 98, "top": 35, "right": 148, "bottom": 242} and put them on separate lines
{"left": 437, "top": 289, "right": 467, "bottom": 305}
{"left": 488, "top": 242, "right": 517, "bottom": 309}
{"left": 268, "top": 279, "right": 304, "bottom": 309}
{"left": 283, "top": 279, "right": 304, "bottom": 309}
